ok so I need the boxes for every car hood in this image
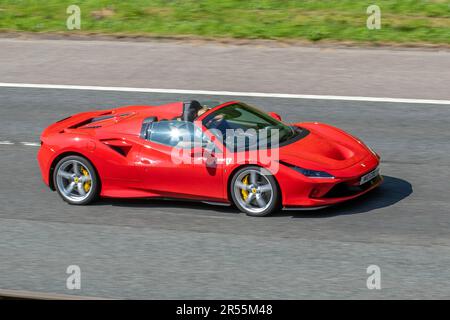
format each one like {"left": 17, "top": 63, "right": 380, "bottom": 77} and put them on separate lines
{"left": 278, "top": 123, "right": 371, "bottom": 171}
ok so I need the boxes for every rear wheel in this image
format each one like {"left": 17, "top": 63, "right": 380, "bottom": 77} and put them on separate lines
{"left": 230, "top": 166, "right": 280, "bottom": 217}
{"left": 53, "top": 155, "right": 99, "bottom": 205}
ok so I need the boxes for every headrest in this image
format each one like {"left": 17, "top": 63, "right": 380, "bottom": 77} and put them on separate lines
{"left": 182, "top": 100, "right": 202, "bottom": 122}
{"left": 140, "top": 116, "right": 158, "bottom": 139}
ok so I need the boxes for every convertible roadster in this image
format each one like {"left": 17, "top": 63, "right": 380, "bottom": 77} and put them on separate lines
{"left": 37, "top": 100, "right": 382, "bottom": 216}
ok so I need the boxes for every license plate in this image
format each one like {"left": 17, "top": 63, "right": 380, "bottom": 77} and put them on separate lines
{"left": 360, "top": 167, "right": 380, "bottom": 185}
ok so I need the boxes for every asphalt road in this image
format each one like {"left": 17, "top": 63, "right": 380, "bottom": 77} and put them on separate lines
{"left": 0, "top": 87, "right": 449, "bottom": 299}
{"left": 1, "top": 38, "right": 450, "bottom": 100}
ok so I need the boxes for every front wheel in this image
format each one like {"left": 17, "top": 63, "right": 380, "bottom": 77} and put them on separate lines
{"left": 230, "top": 166, "right": 280, "bottom": 217}
{"left": 53, "top": 155, "right": 99, "bottom": 205}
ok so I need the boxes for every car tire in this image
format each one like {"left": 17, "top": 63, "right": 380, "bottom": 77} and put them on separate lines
{"left": 230, "top": 166, "right": 280, "bottom": 217}
{"left": 53, "top": 155, "right": 100, "bottom": 205}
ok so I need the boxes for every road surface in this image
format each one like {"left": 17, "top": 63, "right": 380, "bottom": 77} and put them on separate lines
{"left": 0, "top": 38, "right": 449, "bottom": 299}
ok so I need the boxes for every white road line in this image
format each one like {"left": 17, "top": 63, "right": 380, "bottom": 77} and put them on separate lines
{"left": 0, "top": 141, "right": 40, "bottom": 147}
{"left": 20, "top": 142, "right": 40, "bottom": 147}
{"left": 1, "top": 82, "right": 450, "bottom": 105}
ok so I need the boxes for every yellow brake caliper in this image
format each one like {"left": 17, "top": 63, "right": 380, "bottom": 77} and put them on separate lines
{"left": 241, "top": 174, "right": 249, "bottom": 201}
{"left": 80, "top": 166, "right": 91, "bottom": 192}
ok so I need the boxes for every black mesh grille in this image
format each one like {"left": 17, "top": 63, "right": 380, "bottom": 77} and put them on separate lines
{"left": 322, "top": 175, "right": 381, "bottom": 198}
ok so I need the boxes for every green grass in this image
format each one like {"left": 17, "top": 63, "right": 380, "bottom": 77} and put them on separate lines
{"left": 0, "top": 0, "right": 449, "bottom": 44}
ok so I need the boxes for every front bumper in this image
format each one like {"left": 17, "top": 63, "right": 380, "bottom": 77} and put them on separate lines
{"left": 279, "top": 155, "right": 382, "bottom": 208}
{"left": 283, "top": 174, "right": 383, "bottom": 208}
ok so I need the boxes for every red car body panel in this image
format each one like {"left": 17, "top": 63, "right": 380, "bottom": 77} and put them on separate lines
{"left": 38, "top": 101, "right": 382, "bottom": 208}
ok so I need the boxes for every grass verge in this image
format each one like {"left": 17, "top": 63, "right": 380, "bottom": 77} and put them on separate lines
{"left": 0, "top": 0, "right": 449, "bottom": 45}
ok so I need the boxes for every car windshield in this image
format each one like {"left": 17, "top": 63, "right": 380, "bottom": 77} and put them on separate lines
{"left": 202, "top": 103, "right": 300, "bottom": 151}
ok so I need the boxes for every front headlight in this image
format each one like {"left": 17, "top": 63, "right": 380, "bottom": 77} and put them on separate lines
{"left": 281, "top": 161, "right": 335, "bottom": 179}
{"left": 292, "top": 167, "right": 335, "bottom": 178}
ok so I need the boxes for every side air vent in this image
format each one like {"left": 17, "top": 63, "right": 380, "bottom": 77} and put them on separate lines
{"left": 101, "top": 139, "right": 133, "bottom": 157}
{"left": 107, "top": 145, "right": 128, "bottom": 156}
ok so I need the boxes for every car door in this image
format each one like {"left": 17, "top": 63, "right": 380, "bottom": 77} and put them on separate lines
{"left": 137, "top": 120, "right": 224, "bottom": 201}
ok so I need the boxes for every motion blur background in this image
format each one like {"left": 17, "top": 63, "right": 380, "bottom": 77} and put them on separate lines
{"left": 1, "top": 0, "right": 449, "bottom": 45}
{"left": 0, "top": 1, "right": 450, "bottom": 299}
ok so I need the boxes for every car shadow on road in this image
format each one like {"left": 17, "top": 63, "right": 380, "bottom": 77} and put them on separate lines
{"left": 278, "top": 175, "right": 413, "bottom": 218}
{"left": 94, "top": 196, "right": 238, "bottom": 214}
{"left": 94, "top": 175, "right": 411, "bottom": 218}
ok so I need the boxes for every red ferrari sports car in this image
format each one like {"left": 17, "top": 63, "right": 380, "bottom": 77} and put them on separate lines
{"left": 37, "top": 100, "right": 382, "bottom": 216}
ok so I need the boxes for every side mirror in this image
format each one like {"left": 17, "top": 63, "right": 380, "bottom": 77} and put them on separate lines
{"left": 268, "top": 112, "right": 282, "bottom": 121}
{"left": 190, "top": 147, "right": 215, "bottom": 157}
